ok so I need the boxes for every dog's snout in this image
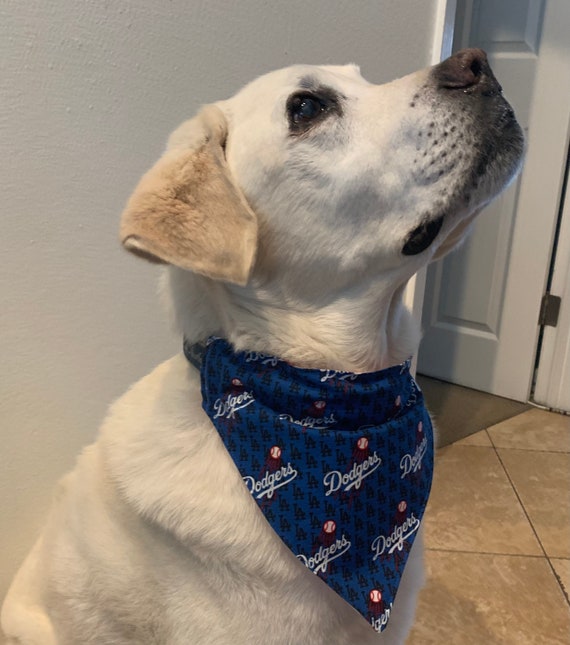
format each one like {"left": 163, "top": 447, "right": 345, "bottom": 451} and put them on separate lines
{"left": 434, "top": 48, "right": 502, "bottom": 96}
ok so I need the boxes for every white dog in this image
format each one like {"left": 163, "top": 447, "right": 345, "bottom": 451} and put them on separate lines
{"left": 2, "top": 49, "right": 523, "bottom": 645}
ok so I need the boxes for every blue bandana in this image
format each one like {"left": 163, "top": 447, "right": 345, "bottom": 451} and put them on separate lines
{"left": 185, "top": 338, "right": 434, "bottom": 633}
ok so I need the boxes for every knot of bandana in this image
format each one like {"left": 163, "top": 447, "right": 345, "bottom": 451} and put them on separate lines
{"left": 185, "top": 338, "right": 434, "bottom": 634}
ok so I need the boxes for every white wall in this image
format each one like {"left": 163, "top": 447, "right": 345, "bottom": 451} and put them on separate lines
{"left": 0, "top": 0, "right": 438, "bottom": 602}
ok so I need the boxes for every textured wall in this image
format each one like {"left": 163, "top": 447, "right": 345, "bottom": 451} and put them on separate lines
{"left": 0, "top": 0, "right": 437, "bottom": 601}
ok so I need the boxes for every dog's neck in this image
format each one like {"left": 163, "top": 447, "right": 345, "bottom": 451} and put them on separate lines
{"left": 168, "top": 269, "right": 421, "bottom": 373}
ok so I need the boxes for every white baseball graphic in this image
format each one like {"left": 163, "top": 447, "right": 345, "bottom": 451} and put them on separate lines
{"left": 323, "top": 520, "right": 336, "bottom": 534}
{"left": 269, "top": 446, "right": 282, "bottom": 459}
{"left": 369, "top": 589, "right": 382, "bottom": 603}
{"left": 398, "top": 500, "right": 407, "bottom": 513}
{"left": 357, "top": 437, "right": 369, "bottom": 451}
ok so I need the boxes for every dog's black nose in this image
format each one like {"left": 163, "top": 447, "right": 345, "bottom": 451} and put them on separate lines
{"left": 434, "top": 48, "right": 502, "bottom": 96}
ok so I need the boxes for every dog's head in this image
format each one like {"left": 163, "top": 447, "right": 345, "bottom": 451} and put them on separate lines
{"left": 120, "top": 50, "right": 524, "bottom": 349}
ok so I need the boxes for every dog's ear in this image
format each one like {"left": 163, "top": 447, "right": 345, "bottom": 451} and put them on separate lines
{"left": 120, "top": 105, "right": 258, "bottom": 286}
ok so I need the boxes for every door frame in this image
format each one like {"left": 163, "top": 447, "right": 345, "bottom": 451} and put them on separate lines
{"left": 533, "top": 148, "right": 570, "bottom": 411}
{"left": 405, "top": 0, "right": 457, "bottom": 350}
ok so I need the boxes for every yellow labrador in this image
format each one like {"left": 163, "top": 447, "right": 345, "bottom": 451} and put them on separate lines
{"left": 2, "top": 50, "right": 523, "bottom": 644}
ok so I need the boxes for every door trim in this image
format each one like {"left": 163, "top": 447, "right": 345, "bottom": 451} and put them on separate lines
{"left": 404, "top": 0, "right": 457, "bottom": 348}
{"left": 533, "top": 145, "right": 570, "bottom": 411}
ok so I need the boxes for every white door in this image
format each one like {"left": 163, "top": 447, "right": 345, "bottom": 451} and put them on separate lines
{"left": 418, "top": 0, "right": 570, "bottom": 402}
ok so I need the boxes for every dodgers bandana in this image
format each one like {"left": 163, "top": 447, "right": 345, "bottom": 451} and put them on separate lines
{"left": 185, "top": 338, "right": 434, "bottom": 633}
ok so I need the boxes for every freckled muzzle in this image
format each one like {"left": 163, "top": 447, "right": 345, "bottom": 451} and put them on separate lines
{"left": 429, "top": 48, "right": 523, "bottom": 178}
{"left": 401, "top": 49, "right": 524, "bottom": 256}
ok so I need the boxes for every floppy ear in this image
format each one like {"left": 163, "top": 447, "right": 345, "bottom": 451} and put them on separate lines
{"left": 120, "top": 105, "right": 258, "bottom": 286}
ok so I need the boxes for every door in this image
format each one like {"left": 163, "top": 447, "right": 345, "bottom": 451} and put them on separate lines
{"left": 418, "top": 0, "right": 570, "bottom": 402}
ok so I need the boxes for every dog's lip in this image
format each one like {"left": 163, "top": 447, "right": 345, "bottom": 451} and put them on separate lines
{"left": 402, "top": 215, "right": 444, "bottom": 256}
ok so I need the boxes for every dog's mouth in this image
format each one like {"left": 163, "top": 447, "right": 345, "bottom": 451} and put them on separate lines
{"left": 402, "top": 215, "right": 444, "bottom": 256}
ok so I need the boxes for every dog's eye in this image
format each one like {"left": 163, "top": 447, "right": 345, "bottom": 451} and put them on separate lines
{"left": 286, "top": 86, "right": 342, "bottom": 134}
{"left": 290, "top": 96, "right": 325, "bottom": 124}
{"left": 287, "top": 92, "right": 331, "bottom": 133}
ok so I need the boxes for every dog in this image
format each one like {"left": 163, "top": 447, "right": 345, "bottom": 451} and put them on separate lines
{"left": 1, "top": 49, "right": 523, "bottom": 644}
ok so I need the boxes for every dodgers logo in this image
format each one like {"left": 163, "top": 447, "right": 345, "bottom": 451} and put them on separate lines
{"left": 243, "top": 463, "right": 298, "bottom": 499}
{"left": 319, "top": 370, "right": 358, "bottom": 383}
{"left": 371, "top": 513, "right": 421, "bottom": 560}
{"left": 323, "top": 451, "right": 382, "bottom": 496}
{"left": 212, "top": 381, "right": 255, "bottom": 419}
{"left": 370, "top": 604, "right": 393, "bottom": 632}
{"left": 244, "top": 351, "right": 279, "bottom": 367}
{"left": 278, "top": 400, "right": 337, "bottom": 430}
{"left": 297, "top": 533, "right": 352, "bottom": 575}
{"left": 400, "top": 435, "right": 428, "bottom": 478}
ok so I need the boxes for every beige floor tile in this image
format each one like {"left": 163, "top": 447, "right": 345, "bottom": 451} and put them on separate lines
{"left": 498, "top": 449, "right": 570, "bottom": 559}
{"left": 551, "top": 558, "right": 570, "bottom": 602}
{"left": 407, "top": 550, "right": 570, "bottom": 644}
{"left": 454, "top": 429, "right": 492, "bottom": 447}
{"left": 424, "top": 446, "right": 541, "bottom": 555}
{"left": 488, "top": 408, "right": 570, "bottom": 452}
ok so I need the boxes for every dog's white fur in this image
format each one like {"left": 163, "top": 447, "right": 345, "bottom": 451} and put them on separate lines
{"left": 2, "top": 59, "right": 523, "bottom": 644}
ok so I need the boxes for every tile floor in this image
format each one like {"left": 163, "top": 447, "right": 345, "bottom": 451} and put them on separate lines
{"left": 407, "top": 408, "right": 570, "bottom": 644}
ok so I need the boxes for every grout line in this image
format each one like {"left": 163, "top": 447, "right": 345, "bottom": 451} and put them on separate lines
{"left": 446, "top": 441, "right": 570, "bottom": 455}
{"left": 492, "top": 447, "right": 549, "bottom": 557}
{"left": 425, "top": 546, "right": 570, "bottom": 608}
{"left": 492, "top": 445, "right": 570, "bottom": 608}
{"left": 486, "top": 427, "right": 570, "bottom": 454}
{"left": 471, "top": 445, "right": 570, "bottom": 455}
{"left": 549, "top": 559, "right": 570, "bottom": 608}
{"left": 450, "top": 429, "right": 570, "bottom": 454}
{"left": 425, "top": 546, "right": 548, "bottom": 558}
{"left": 548, "top": 558, "right": 570, "bottom": 606}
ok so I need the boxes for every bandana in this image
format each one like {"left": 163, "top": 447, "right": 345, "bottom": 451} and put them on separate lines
{"left": 185, "top": 337, "right": 433, "bottom": 633}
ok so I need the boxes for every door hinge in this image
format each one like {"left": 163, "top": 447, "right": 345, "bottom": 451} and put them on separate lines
{"left": 539, "top": 293, "right": 561, "bottom": 327}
